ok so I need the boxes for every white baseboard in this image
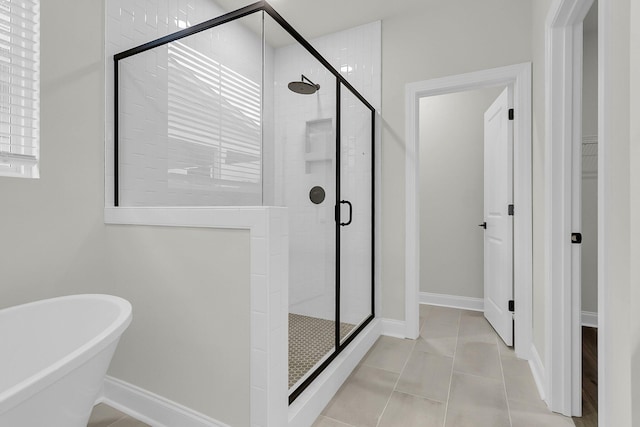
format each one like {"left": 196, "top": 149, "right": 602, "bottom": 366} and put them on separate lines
{"left": 380, "top": 319, "right": 407, "bottom": 338}
{"left": 419, "top": 292, "right": 484, "bottom": 312}
{"left": 582, "top": 311, "right": 598, "bottom": 328}
{"left": 100, "top": 376, "right": 230, "bottom": 427}
{"left": 288, "top": 319, "right": 381, "bottom": 427}
{"left": 528, "top": 344, "right": 546, "bottom": 402}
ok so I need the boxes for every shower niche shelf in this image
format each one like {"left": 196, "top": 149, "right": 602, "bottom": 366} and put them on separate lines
{"left": 304, "top": 118, "right": 334, "bottom": 175}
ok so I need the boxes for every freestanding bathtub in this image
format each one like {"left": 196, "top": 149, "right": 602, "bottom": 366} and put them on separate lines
{"left": 0, "top": 294, "right": 132, "bottom": 427}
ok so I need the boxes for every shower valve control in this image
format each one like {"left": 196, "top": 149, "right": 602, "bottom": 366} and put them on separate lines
{"left": 309, "top": 186, "right": 325, "bottom": 204}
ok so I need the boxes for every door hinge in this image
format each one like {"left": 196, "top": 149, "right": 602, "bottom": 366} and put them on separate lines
{"left": 508, "top": 108, "right": 514, "bottom": 120}
{"left": 571, "top": 232, "right": 582, "bottom": 244}
{"left": 508, "top": 300, "right": 515, "bottom": 312}
{"left": 508, "top": 204, "right": 514, "bottom": 216}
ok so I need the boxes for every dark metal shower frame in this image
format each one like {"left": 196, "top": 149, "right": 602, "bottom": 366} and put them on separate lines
{"left": 112, "top": 0, "right": 376, "bottom": 405}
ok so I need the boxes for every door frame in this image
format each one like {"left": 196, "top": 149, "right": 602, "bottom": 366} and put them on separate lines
{"left": 404, "top": 63, "right": 533, "bottom": 361}
{"left": 544, "top": 0, "right": 594, "bottom": 417}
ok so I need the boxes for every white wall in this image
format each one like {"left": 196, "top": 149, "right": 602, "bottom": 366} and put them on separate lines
{"left": 583, "top": 17, "right": 599, "bottom": 138}
{"left": 105, "top": 225, "right": 251, "bottom": 427}
{"left": 380, "top": 0, "right": 532, "bottom": 320}
{"left": 418, "top": 87, "right": 503, "bottom": 299}
{"left": 581, "top": 174, "right": 598, "bottom": 314}
{"left": 0, "top": 1, "right": 108, "bottom": 307}
{"left": 531, "top": 0, "right": 553, "bottom": 362}
{"left": 602, "top": 0, "right": 632, "bottom": 424}
{"left": 630, "top": 0, "right": 640, "bottom": 420}
{"left": 581, "top": 13, "right": 598, "bottom": 315}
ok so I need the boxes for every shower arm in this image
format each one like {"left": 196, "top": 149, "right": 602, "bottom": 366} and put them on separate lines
{"left": 301, "top": 74, "right": 319, "bottom": 88}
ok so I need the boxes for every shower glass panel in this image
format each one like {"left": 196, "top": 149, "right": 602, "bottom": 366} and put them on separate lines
{"left": 117, "top": 13, "right": 264, "bottom": 207}
{"left": 113, "top": 1, "right": 375, "bottom": 405}
{"left": 339, "top": 84, "right": 373, "bottom": 343}
{"left": 264, "top": 13, "right": 338, "bottom": 393}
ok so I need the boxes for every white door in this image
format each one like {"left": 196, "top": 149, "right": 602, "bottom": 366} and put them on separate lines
{"left": 483, "top": 87, "right": 514, "bottom": 346}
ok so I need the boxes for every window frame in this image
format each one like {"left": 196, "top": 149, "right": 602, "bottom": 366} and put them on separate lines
{"left": 0, "top": 0, "right": 40, "bottom": 179}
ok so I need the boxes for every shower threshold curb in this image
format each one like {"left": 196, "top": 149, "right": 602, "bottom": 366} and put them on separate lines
{"left": 287, "top": 318, "right": 381, "bottom": 427}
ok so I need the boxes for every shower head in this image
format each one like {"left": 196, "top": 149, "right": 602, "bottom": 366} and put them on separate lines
{"left": 288, "top": 74, "right": 320, "bottom": 95}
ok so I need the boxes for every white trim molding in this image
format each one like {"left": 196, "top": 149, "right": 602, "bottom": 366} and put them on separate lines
{"left": 419, "top": 293, "right": 484, "bottom": 312}
{"left": 545, "top": 0, "right": 594, "bottom": 417}
{"left": 581, "top": 311, "right": 598, "bottom": 328}
{"left": 529, "top": 345, "right": 547, "bottom": 403}
{"left": 100, "top": 376, "right": 231, "bottom": 427}
{"left": 380, "top": 319, "right": 407, "bottom": 338}
{"left": 405, "top": 63, "right": 533, "bottom": 359}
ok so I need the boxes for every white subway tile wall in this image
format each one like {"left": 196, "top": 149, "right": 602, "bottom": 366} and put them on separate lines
{"left": 105, "top": 1, "right": 380, "bottom": 208}
{"left": 274, "top": 21, "right": 380, "bottom": 326}
{"left": 108, "top": 1, "right": 264, "bottom": 206}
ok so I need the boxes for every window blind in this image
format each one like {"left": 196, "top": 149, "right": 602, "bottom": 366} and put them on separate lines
{"left": 0, "top": 0, "right": 39, "bottom": 177}
{"left": 167, "top": 40, "right": 261, "bottom": 191}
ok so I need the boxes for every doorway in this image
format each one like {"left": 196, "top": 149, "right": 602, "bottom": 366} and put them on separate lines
{"left": 404, "top": 63, "right": 533, "bottom": 360}
{"left": 545, "top": 0, "right": 601, "bottom": 419}
{"left": 574, "top": 2, "right": 599, "bottom": 425}
{"left": 417, "top": 85, "right": 514, "bottom": 346}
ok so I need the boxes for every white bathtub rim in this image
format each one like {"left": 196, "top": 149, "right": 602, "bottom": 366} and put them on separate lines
{"left": 0, "top": 294, "right": 132, "bottom": 415}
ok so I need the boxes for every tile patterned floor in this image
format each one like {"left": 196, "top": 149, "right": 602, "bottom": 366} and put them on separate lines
{"left": 87, "top": 403, "right": 150, "bottom": 427}
{"left": 89, "top": 306, "right": 584, "bottom": 427}
{"left": 313, "top": 305, "right": 576, "bottom": 427}
{"left": 289, "top": 313, "right": 355, "bottom": 388}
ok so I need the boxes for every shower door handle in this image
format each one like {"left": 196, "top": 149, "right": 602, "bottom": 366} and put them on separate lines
{"left": 339, "top": 200, "right": 353, "bottom": 226}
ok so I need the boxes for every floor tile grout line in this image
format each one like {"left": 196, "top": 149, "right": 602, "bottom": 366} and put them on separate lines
{"left": 319, "top": 414, "right": 356, "bottom": 427}
{"left": 450, "top": 368, "right": 506, "bottom": 382}
{"left": 360, "top": 360, "right": 411, "bottom": 376}
{"left": 374, "top": 337, "right": 416, "bottom": 427}
{"left": 312, "top": 308, "right": 566, "bottom": 426}
{"left": 441, "top": 311, "right": 461, "bottom": 427}
{"left": 392, "top": 387, "right": 448, "bottom": 404}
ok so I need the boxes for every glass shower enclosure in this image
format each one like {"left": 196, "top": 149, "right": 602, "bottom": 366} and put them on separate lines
{"left": 113, "top": 0, "right": 375, "bottom": 403}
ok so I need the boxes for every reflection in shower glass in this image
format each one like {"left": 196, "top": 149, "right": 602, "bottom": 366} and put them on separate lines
{"left": 117, "top": 13, "right": 263, "bottom": 206}
{"left": 339, "top": 83, "right": 373, "bottom": 343}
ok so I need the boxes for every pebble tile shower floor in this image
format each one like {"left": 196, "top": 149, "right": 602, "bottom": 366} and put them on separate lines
{"left": 289, "top": 313, "right": 355, "bottom": 388}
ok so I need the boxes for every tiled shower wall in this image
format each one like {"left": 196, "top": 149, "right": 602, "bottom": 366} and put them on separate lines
{"left": 273, "top": 22, "right": 381, "bottom": 324}
{"left": 106, "top": 0, "right": 271, "bottom": 206}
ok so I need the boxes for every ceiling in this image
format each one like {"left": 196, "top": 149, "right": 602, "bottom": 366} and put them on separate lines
{"left": 212, "top": 1, "right": 598, "bottom": 48}
{"left": 214, "top": 0, "right": 434, "bottom": 42}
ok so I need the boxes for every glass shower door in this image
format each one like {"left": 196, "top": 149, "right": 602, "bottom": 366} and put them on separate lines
{"left": 264, "top": 14, "right": 339, "bottom": 393}
{"left": 338, "top": 83, "right": 374, "bottom": 343}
